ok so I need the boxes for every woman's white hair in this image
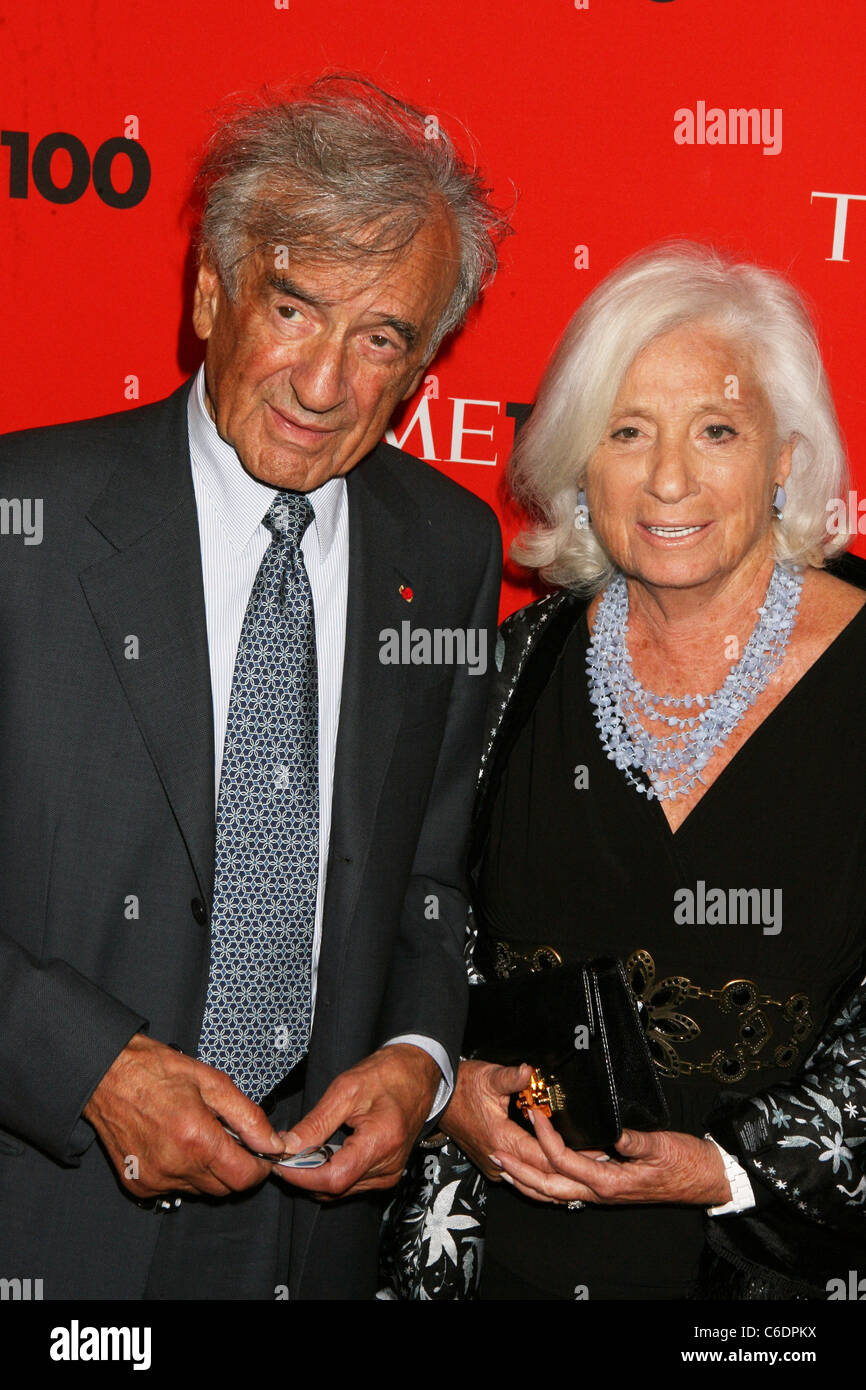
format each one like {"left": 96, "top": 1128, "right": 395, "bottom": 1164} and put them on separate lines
{"left": 508, "top": 241, "right": 850, "bottom": 592}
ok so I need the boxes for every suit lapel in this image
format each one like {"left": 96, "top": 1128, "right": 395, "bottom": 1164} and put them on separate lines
{"left": 78, "top": 381, "right": 216, "bottom": 905}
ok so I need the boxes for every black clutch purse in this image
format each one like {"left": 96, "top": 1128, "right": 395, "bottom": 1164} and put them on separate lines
{"left": 464, "top": 955, "right": 669, "bottom": 1149}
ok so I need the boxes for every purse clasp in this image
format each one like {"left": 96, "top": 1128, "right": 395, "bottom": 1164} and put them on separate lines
{"left": 515, "top": 1067, "right": 565, "bottom": 1119}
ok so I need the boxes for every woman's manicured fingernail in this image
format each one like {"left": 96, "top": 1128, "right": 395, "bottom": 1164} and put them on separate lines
{"left": 501, "top": 1173, "right": 515, "bottom": 1185}
{"left": 527, "top": 1110, "right": 536, "bottom": 1127}
{"left": 488, "top": 1154, "right": 503, "bottom": 1168}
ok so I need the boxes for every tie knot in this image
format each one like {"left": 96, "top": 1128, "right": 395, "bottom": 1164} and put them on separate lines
{"left": 263, "top": 491, "right": 315, "bottom": 546}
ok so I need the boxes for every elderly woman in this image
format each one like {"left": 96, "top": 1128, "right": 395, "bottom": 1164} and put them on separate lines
{"left": 382, "top": 242, "right": 866, "bottom": 1300}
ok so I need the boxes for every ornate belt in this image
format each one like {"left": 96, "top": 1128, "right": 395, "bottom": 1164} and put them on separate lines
{"left": 490, "top": 940, "right": 813, "bottom": 1085}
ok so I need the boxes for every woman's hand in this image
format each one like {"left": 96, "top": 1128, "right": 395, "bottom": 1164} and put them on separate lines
{"left": 439, "top": 1059, "right": 564, "bottom": 1181}
{"left": 493, "top": 1110, "right": 732, "bottom": 1207}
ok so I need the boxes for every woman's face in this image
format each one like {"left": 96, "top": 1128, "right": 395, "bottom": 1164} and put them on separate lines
{"left": 584, "top": 323, "right": 793, "bottom": 598}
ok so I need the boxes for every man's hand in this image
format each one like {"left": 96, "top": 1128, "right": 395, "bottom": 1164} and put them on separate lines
{"left": 272, "top": 1043, "right": 439, "bottom": 1198}
{"left": 83, "top": 1033, "right": 286, "bottom": 1199}
{"left": 438, "top": 1059, "right": 560, "bottom": 1180}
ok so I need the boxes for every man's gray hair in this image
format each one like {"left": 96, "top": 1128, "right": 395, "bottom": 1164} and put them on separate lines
{"left": 509, "top": 241, "right": 850, "bottom": 592}
{"left": 194, "top": 74, "right": 509, "bottom": 356}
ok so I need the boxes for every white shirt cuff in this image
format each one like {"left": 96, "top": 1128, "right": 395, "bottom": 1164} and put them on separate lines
{"left": 382, "top": 1035, "right": 454, "bottom": 1121}
{"left": 704, "top": 1134, "right": 757, "bottom": 1215}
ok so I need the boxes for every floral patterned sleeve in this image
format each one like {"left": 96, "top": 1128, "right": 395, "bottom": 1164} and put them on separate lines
{"left": 708, "top": 975, "right": 866, "bottom": 1228}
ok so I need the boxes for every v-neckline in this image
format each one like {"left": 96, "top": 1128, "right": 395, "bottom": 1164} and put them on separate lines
{"left": 582, "top": 597, "right": 866, "bottom": 843}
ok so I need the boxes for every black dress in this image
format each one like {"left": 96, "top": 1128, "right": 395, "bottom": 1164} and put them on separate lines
{"left": 476, "top": 605, "right": 866, "bottom": 1300}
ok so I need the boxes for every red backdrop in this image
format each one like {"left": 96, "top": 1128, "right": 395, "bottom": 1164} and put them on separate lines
{"left": 3, "top": 0, "right": 865, "bottom": 618}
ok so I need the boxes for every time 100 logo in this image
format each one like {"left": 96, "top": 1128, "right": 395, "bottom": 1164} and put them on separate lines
{"left": 1, "top": 130, "right": 150, "bottom": 207}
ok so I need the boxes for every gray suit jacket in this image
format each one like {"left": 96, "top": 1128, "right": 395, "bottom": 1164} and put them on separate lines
{"left": 0, "top": 378, "right": 501, "bottom": 1298}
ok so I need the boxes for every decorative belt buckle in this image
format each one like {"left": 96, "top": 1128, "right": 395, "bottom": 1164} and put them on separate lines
{"left": 515, "top": 1067, "right": 565, "bottom": 1120}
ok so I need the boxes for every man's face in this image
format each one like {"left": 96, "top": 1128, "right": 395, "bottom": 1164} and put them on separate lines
{"left": 192, "top": 211, "right": 460, "bottom": 491}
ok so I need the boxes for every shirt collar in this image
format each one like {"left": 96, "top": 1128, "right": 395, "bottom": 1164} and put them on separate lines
{"left": 187, "top": 364, "right": 345, "bottom": 559}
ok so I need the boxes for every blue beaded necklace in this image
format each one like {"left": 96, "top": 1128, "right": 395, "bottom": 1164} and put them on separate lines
{"left": 586, "top": 563, "right": 804, "bottom": 802}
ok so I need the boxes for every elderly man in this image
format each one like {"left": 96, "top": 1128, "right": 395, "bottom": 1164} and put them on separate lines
{"left": 0, "top": 76, "right": 504, "bottom": 1299}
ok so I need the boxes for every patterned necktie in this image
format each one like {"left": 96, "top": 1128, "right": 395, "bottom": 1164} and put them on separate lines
{"left": 197, "top": 490, "right": 319, "bottom": 1103}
